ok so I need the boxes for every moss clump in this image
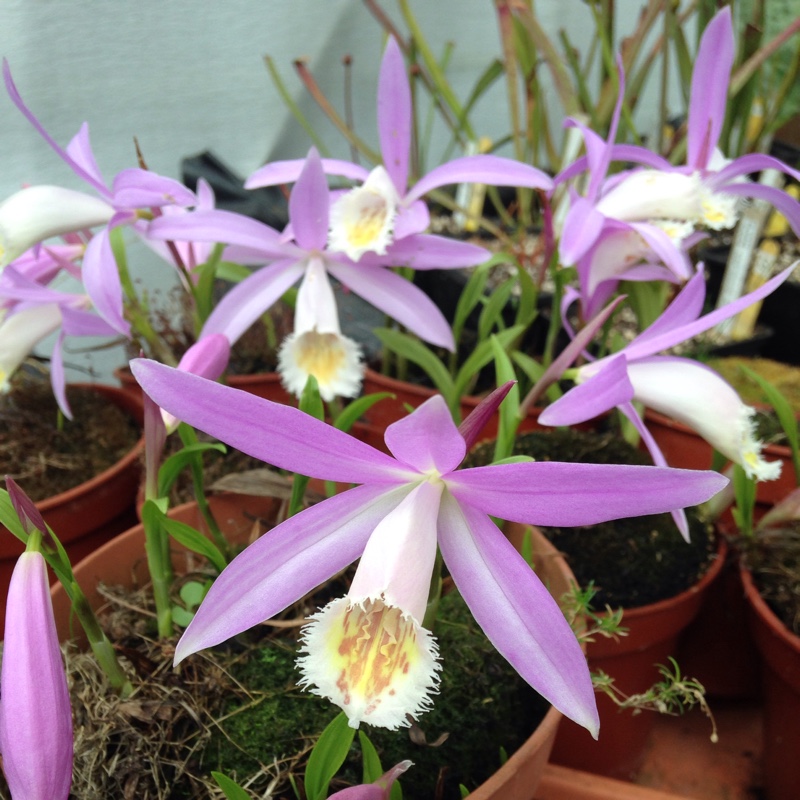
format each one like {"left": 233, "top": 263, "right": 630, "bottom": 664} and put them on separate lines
{"left": 468, "top": 428, "right": 715, "bottom": 609}
{"left": 205, "top": 590, "right": 548, "bottom": 799}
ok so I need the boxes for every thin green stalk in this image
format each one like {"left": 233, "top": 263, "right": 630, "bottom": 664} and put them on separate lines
{"left": 263, "top": 55, "right": 330, "bottom": 154}
{"left": 68, "top": 582, "right": 133, "bottom": 696}
{"left": 141, "top": 502, "right": 174, "bottom": 638}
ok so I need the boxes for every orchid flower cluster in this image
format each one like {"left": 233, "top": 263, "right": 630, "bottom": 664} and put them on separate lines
{"left": 2, "top": 5, "right": 800, "bottom": 798}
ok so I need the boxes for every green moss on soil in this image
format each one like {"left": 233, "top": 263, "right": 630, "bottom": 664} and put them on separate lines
{"left": 204, "top": 590, "right": 548, "bottom": 799}
{"left": 468, "top": 428, "right": 715, "bottom": 609}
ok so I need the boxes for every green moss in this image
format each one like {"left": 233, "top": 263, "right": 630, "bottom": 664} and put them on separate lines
{"left": 203, "top": 591, "right": 548, "bottom": 799}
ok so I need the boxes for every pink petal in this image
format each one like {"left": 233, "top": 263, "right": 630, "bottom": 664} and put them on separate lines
{"left": 377, "top": 37, "right": 412, "bottom": 193}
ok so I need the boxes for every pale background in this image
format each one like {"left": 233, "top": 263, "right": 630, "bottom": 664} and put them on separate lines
{"left": 0, "top": 0, "right": 686, "bottom": 383}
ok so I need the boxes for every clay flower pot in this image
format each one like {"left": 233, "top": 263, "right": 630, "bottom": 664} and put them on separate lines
{"left": 644, "top": 408, "right": 796, "bottom": 509}
{"left": 0, "top": 383, "right": 144, "bottom": 634}
{"left": 50, "top": 494, "right": 575, "bottom": 799}
{"left": 740, "top": 559, "right": 800, "bottom": 800}
{"left": 539, "top": 533, "right": 725, "bottom": 781}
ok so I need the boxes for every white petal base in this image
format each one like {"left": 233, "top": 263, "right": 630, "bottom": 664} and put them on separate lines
{"left": 297, "top": 596, "right": 440, "bottom": 730}
{"left": 278, "top": 330, "right": 364, "bottom": 401}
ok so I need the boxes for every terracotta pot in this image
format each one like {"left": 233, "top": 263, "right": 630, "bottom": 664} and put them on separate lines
{"left": 644, "top": 408, "right": 795, "bottom": 509}
{"left": 741, "top": 559, "right": 800, "bottom": 800}
{"left": 541, "top": 537, "right": 725, "bottom": 781}
{"left": 0, "top": 383, "right": 144, "bottom": 635}
{"left": 51, "top": 495, "right": 573, "bottom": 799}
{"left": 362, "top": 367, "right": 547, "bottom": 439}
{"left": 116, "top": 364, "right": 295, "bottom": 405}
{"left": 676, "top": 533, "right": 761, "bottom": 699}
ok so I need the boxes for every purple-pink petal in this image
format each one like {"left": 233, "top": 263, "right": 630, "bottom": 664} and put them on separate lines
{"left": 288, "top": 149, "right": 330, "bottom": 251}
{"left": 130, "top": 360, "right": 411, "bottom": 484}
{"left": 538, "top": 355, "right": 635, "bottom": 427}
{"left": 377, "top": 36, "right": 412, "bottom": 193}
{"left": 381, "top": 233, "right": 490, "bottom": 270}
{"left": 405, "top": 155, "right": 553, "bottom": 205}
{"left": 624, "top": 264, "right": 796, "bottom": 360}
{"left": 175, "top": 483, "right": 413, "bottom": 663}
{"left": 446, "top": 460, "right": 728, "bottom": 526}
{"left": 82, "top": 228, "right": 131, "bottom": 337}
{"left": 111, "top": 168, "right": 197, "bottom": 209}
{"left": 0, "top": 551, "right": 73, "bottom": 800}
{"left": 245, "top": 157, "right": 369, "bottom": 189}
{"left": 199, "top": 258, "right": 303, "bottom": 343}
{"left": 3, "top": 59, "right": 109, "bottom": 198}
{"left": 384, "top": 395, "right": 465, "bottom": 474}
{"left": 326, "top": 260, "right": 456, "bottom": 350}
{"left": 437, "top": 494, "right": 599, "bottom": 734}
{"left": 148, "top": 209, "right": 287, "bottom": 257}
{"left": 687, "top": 7, "right": 733, "bottom": 169}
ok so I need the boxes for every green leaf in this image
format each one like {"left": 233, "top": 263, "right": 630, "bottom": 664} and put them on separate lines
{"left": 358, "top": 730, "right": 384, "bottom": 785}
{"left": 453, "top": 324, "right": 526, "bottom": 401}
{"left": 300, "top": 375, "right": 325, "bottom": 422}
{"left": 334, "top": 393, "right": 395, "bottom": 433}
{"left": 157, "top": 442, "right": 227, "bottom": 499}
{"left": 193, "top": 243, "right": 226, "bottom": 325}
{"left": 304, "top": 712, "right": 356, "bottom": 800}
{"left": 211, "top": 771, "right": 252, "bottom": 800}
{"left": 477, "top": 277, "right": 515, "bottom": 342}
{"left": 373, "top": 328, "right": 455, "bottom": 400}
{"left": 158, "top": 513, "right": 228, "bottom": 573}
{"left": 490, "top": 334, "right": 520, "bottom": 462}
{"left": 452, "top": 261, "right": 490, "bottom": 346}
{"left": 215, "top": 260, "right": 253, "bottom": 283}
{"left": 179, "top": 580, "right": 209, "bottom": 610}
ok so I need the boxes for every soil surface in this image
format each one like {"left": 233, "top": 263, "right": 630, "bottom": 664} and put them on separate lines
{"left": 0, "top": 380, "right": 140, "bottom": 502}
{"left": 744, "top": 522, "right": 800, "bottom": 636}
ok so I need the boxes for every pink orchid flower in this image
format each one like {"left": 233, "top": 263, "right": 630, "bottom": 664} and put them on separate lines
{"left": 0, "top": 482, "right": 73, "bottom": 800}
{"left": 246, "top": 37, "right": 553, "bottom": 259}
{"left": 133, "top": 358, "right": 727, "bottom": 735}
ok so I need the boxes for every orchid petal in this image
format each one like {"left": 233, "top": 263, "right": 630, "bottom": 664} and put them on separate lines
{"left": 130, "top": 360, "right": 411, "bottom": 484}
{"left": 710, "top": 181, "right": 800, "bottom": 238}
{"left": 289, "top": 149, "right": 330, "bottom": 251}
{"left": 437, "top": 494, "right": 598, "bottom": 734}
{"left": 688, "top": 7, "right": 733, "bottom": 168}
{"left": 65, "top": 122, "right": 105, "bottom": 187}
{"left": 245, "top": 157, "right": 369, "bottom": 189}
{"left": 406, "top": 155, "right": 553, "bottom": 205}
{"left": 711, "top": 153, "right": 800, "bottom": 189}
{"left": 329, "top": 761, "right": 413, "bottom": 799}
{"left": 327, "top": 261, "right": 455, "bottom": 350}
{"left": 175, "top": 333, "right": 230, "bottom": 381}
{"left": 0, "top": 551, "right": 73, "bottom": 800}
{"left": 539, "top": 354, "right": 634, "bottom": 426}
{"left": 618, "top": 401, "right": 690, "bottom": 540}
{"left": 49, "top": 331, "right": 71, "bottom": 419}
{"left": 3, "top": 59, "right": 108, "bottom": 197}
{"left": 82, "top": 228, "right": 130, "bottom": 336}
{"left": 378, "top": 37, "right": 412, "bottom": 193}
{"left": 393, "top": 200, "right": 430, "bottom": 239}
{"left": 59, "top": 305, "right": 118, "bottom": 338}
{"left": 0, "top": 304, "right": 62, "bottom": 391}
{"left": 634, "top": 268, "right": 706, "bottom": 346}
{"left": 459, "top": 382, "right": 515, "bottom": 450}
{"left": 148, "top": 209, "right": 287, "bottom": 257}
{"left": 349, "top": 480, "right": 443, "bottom": 621}
{"left": 446, "top": 459, "right": 727, "bottom": 526}
{"left": 174, "top": 483, "right": 413, "bottom": 662}
{"left": 384, "top": 394, "right": 465, "bottom": 474}
{"left": 624, "top": 263, "right": 795, "bottom": 360}
{"left": 111, "top": 168, "right": 197, "bottom": 209}
{"left": 628, "top": 357, "right": 781, "bottom": 481}
{"left": 199, "top": 258, "right": 303, "bottom": 343}
{"left": 559, "top": 196, "right": 607, "bottom": 266}
{"left": 381, "top": 233, "right": 490, "bottom": 269}
{"left": 0, "top": 186, "right": 113, "bottom": 267}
